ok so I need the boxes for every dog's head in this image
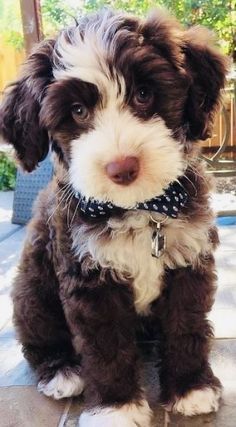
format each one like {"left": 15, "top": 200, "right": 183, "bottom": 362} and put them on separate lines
{"left": 0, "top": 9, "right": 227, "bottom": 208}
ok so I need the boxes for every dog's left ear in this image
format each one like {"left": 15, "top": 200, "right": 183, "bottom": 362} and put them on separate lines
{"left": 0, "top": 39, "right": 55, "bottom": 172}
{"left": 183, "top": 27, "right": 229, "bottom": 141}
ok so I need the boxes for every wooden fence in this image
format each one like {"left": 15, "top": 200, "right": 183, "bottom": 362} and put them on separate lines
{"left": 0, "top": 41, "right": 25, "bottom": 92}
{"left": 201, "top": 84, "right": 236, "bottom": 175}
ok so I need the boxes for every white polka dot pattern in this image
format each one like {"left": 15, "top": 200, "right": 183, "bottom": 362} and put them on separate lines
{"left": 74, "top": 181, "right": 188, "bottom": 219}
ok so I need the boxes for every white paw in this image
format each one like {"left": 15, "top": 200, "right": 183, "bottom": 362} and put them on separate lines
{"left": 172, "top": 387, "right": 222, "bottom": 416}
{"left": 37, "top": 370, "right": 84, "bottom": 399}
{"left": 79, "top": 399, "right": 152, "bottom": 427}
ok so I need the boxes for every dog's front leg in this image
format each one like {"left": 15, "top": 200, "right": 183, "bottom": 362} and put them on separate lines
{"left": 157, "top": 254, "right": 222, "bottom": 416}
{"left": 63, "top": 278, "right": 152, "bottom": 427}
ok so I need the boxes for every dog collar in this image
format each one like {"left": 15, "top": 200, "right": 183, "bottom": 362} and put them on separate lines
{"left": 74, "top": 181, "right": 188, "bottom": 220}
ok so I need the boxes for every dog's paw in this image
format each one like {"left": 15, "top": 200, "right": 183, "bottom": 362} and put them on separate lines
{"left": 37, "top": 369, "right": 84, "bottom": 399}
{"left": 171, "top": 386, "right": 222, "bottom": 416}
{"left": 79, "top": 399, "right": 152, "bottom": 427}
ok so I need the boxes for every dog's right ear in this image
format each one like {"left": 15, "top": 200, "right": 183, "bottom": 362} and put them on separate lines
{"left": 0, "top": 39, "right": 55, "bottom": 172}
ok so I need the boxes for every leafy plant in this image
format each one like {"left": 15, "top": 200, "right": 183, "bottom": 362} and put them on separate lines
{"left": 40, "top": 0, "right": 236, "bottom": 57}
{"left": 41, "top": 0, "right": 77, "bottom": 32}
{"left": 0, "top": 0, "right": 24, "bottom": 50}
{"left": 0, "top": 152, "right": 17, "bottom": 191}
{"left": 0, "top": 1, "right": 235, "bottom": 56}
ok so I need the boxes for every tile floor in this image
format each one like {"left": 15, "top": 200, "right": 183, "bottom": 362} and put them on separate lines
{"left": 0, "top": 192, "right": 236, "bottom": 427}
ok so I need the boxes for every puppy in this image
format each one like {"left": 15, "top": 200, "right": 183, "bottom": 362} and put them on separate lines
{"left": 0, "top": 9, "right": 227, "bottom": 426}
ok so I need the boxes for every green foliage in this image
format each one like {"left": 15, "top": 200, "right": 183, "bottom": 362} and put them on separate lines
{"left": 41, "top": 0, "right": 235, "bottom": 56}
{"left": 3, "top": 30, "right": 24, "bottom": 50}
{"left": 0, "top": 0, "right": 235, "bottom": 55}
{"left": 0, "top": 0, "right": 23, "bottom": 49}
{"left": 41, "top": 0, "right": 79, "bottom": 31}
{"left": 0, "top": 152, "right": 17, "bottom": 191}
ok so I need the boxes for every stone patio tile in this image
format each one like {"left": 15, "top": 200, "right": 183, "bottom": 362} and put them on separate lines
{"left": 215, "top": 249, "right": 236, "bottom": 270}
{"left": 217, "top": 267, "right": 236, "bottom": 288}
{"left": 63, "top": 339, "right": 236, "bottom": 427}
{"left": 64, "top": 401, "right": 166, "bottom": 427}
{"left": 0, "top": 295, "right": 13, "bottom": 332}
{"left": 0, "top": 226, "right": 25, "bottom": 280}
{"left": 0, "top": 319, "right": 36, "bottom": 387}
{"left": 0, "top": 191, "right": 21, "bottom": 243}
{"left": 0, "top": 226, "right": 25, "bottom": 330}
{"left": 211, "top": 339, "right": 236, "bottom": 384}
{"left": 217, "top": 227, "right": 236, "bottom": 252}
{"left": 0, "top": 386, "right": 68, "bottom": 427}
{"left": 65, "top": 390, "right": 236, "bottom": 427}
{"left": 166, "top": 339, "right": 236, "bottom": 426}
{"left": 166, "top": 374, "right": 236, "bottom": 427}
{"left": 212, "top": 194, "right": 236, "bottom": 216}
{"left": 214, "top": 287, "right": 236, "bottom": 309}
{"left": 63, "top": 398, "right": 84, "bottom": 427}
{"left": 166, "top": 406, "right": 236, "bottom": 427}
{"left": 215, "top": 252, "right": 236, "bottom": 294}
{"left": 209, "top": 308, "right": 236, "bottom": 339}
{"left": 211, "top": 290, "right": 236, "bottom": 339}
{"left": 0, "top": 338, "right": 234, "bottom": 427}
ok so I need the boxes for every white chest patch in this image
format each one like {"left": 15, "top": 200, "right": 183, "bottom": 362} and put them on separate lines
{"left": 72, "top": 212, "right": 211, "bottom": 314}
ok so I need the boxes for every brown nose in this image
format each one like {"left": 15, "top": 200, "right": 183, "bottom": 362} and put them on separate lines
{"left": 106, "top": 156, "right": 140, "bottom": 185}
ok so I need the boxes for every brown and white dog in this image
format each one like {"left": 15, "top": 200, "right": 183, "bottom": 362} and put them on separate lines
{"left": 0, "top": 9, "right": 228, "bottom": 426}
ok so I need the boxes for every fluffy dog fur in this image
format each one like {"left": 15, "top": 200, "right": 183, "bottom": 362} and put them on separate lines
{"left": 0, "top": 9, "right": 228, "bottom": 426}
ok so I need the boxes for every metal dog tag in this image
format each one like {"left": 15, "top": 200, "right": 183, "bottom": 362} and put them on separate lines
{"left": 151, "top": 222, "right": 166, "bottom": 258}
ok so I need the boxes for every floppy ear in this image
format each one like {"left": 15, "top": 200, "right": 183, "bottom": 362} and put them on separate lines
{"left": 0, "top": 39, "right": 55, "bottom": 171}
{"left": 183, "top": 27, "right": 228, "bottom": 141}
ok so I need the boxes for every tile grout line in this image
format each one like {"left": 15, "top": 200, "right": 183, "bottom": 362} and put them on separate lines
{"left": 0, "top": 225, "right": 23, "bottom": 244}
{"left": 58, "top": 398, "right": 73, "bottom": 427}
{"left": 0, "top": 317, "right": 12, "bottom": 333}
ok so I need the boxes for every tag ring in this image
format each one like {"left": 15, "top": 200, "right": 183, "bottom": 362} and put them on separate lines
{"left": 149, "top": 213, "right": 168, "bottom": 226}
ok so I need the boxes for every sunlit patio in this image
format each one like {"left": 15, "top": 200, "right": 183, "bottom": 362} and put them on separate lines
{"left": 0, "top": 190, "right": 236, "bottom": 426}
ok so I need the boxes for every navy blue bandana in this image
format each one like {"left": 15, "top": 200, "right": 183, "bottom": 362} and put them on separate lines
{"left": 74, "top": 181, "right": 188, "bottom": 220}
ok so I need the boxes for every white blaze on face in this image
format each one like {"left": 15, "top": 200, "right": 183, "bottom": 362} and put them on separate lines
{"left": 54, "top": 19, "right": 185, "bottom": 208}
{"left": 53, "top": 11, "right": 126, "bottom": 88}
{"left": 69, "top": 103, "right": 184, "bottom": 208}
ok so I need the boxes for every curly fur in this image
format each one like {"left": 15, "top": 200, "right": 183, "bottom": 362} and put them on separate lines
{"left": 0, "top": 8, "right": 227, "bottom": 423}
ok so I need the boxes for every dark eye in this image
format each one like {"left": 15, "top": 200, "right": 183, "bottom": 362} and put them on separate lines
{"left": 71, "top": 103, "right": 89, "bottom": 120}
{"left": 134, "top": 86, "right": 153, "bottom": 105}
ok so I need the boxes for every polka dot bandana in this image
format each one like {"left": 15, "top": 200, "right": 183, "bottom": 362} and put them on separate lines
{"left": 74, "top": 181, "right": 188, "bottom": 220}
